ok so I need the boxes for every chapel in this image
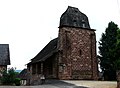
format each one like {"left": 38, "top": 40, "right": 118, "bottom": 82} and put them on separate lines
{"left": 27, "top": 6, "right": 98, "bottom": 85}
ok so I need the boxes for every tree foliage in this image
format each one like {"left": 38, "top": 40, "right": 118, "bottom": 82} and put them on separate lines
{"left": 114, "top": 29, "right": 120, "bottom": 70}
{"left": 99, "top": 21, "right": 119, "bottom": 80}
{"left": 0, "top": 67, "right": 20, "bottom": 85}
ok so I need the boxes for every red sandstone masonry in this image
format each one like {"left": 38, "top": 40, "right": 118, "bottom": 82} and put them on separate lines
{"left": 58, "top": 27, "right": 98, "bottom": 80}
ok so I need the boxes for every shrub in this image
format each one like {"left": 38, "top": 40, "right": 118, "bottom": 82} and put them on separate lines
{"left": 14, "top": 78, "right": 21, "bottom": 86}
{"left": 0, "top": 67, "right": 19, "bottom": 85}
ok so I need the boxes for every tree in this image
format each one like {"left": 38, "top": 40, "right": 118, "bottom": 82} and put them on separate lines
{"left": 114, "top": 29, "right": 120, "bottom": 70}
{"left": 0, "top": 67, "right": 20, "bottom": 85}
{"left": 99, "top": 21, "right": 119, "bottom": 80}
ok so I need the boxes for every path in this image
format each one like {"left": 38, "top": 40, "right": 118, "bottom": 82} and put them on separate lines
{"left": 0, "top": 80, "right": 117, "bottom": 88}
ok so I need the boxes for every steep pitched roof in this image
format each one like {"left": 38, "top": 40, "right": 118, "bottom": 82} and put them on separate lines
{"left": 31, "top": 38, "right": 58, "bottom": 63}
{"left": 17, "top": 69, "right": 27, "bottom": 80}
{"left": 0, "top": 44, "right": 10, "bottom": 65}
{"left": 59, "top": 6, "right": 91, "bottom": 29}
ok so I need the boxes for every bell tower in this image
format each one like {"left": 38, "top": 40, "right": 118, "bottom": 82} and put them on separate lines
{"left": 58, "top": 6, "right": 98, "bottom": 80}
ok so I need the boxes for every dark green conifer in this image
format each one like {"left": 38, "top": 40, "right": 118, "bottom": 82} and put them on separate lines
{"left": 99, "top": 21, "right": 119, "bottom": 80}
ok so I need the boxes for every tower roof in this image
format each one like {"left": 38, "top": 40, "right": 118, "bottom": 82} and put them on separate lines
{"left": 59, "top": 6, "right": 91, "bottom": 29}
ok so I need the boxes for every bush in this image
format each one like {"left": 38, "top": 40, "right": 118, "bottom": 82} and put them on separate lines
{"left": 14, "top": 78, "right": 21, "bottom": 86}
{"left": 0, "top": 67, "right": 20, "bottom": 85}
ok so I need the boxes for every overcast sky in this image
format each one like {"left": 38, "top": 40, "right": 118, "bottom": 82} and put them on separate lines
{"left": 0, "top": 0, "right": 120, "bottom": 70}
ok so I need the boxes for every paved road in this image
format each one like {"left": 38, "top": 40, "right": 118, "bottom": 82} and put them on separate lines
{"left": 0, "top": 85, "right": 87, "bottom": 88}
{"left": 0, "top": 80, "right": 117, "bottom": 88}
{"left": 0, "top": 80, "right": 88, "bottom": 88}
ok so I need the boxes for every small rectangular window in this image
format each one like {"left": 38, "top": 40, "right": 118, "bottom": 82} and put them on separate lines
{"left": 82, "top": 23, "right": 85, "bottom": 28}
{"left": 80, "top": 49, "right": 82, "bottom": 56}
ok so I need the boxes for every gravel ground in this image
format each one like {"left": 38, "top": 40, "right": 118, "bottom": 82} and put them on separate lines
{"left": 0, "top": 80, "right": 117, "bottom": 88}
{"left": 63, "top": 80, "right": 117, "bottom": 88}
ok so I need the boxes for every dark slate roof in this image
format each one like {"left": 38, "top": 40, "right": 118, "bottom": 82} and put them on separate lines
{"left": 31, "top": 38, "right": 58, "bottom": 63}
{"left": 17, "top": 69, "right": 27, "bottom": 80}
{"left": 0, "top": 44, "right": 10, "bottom": 65}
{"left": 59, "top": 6, "right": 91, "bottom": 29}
